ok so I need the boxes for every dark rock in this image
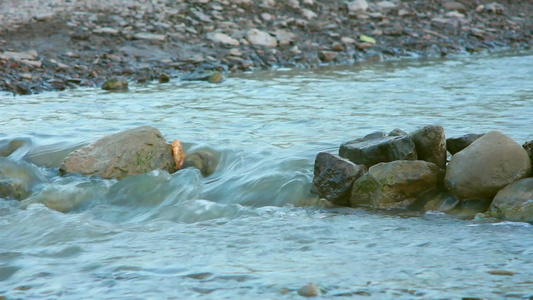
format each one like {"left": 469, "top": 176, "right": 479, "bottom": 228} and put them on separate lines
{"left": 409, "top": 125, "right": 447, "bottom": 169}
{"left": 446, "top": 133, "right": 484, "bottom": 155}
{"left": 311, "top": 152, "right": 365, "bottom": 205}
{"left": 422, "top": 190, "right": 460, "bottom": 213}
{"left": 102, "top": 76, "right": 128, "bottom": 90}
{"left": 523, "top": 140, "right": 533, "bottom": 169}
{"left": 489, "top": 178, "right": 533, "bottom": 223}
{"left": 388, "top": 128, "right": 407, "bottom": 136}
{"left": 60, "top": 126, "right": 176, "bottom": 180}
{"left": 15, "top": 82, "right": 32, "bottom": 95}
{"left": 339, "top": 133, "right": 417, "bottom": 168}
{"left": 182, "top": 150, "right": 219, "bottom": 177}
{"left": 350, "top": 160, "right": 443, "bottom": 209}
{"left": 445, "top": 131, "right": 532, "bottom": 200}
{"left": 318, "top": 50, "right": 338, "bottom": 62}
{"left": 159, "top": 73, "right": 171, "bottom": 83}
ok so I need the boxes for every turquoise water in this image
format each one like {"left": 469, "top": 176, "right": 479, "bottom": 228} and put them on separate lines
{"left": 1, "top": 51, "right": 533, "bottom": 299}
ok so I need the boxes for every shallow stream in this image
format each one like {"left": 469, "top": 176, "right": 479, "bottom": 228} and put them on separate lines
{"left": 1, "top": 51, "right": 533, "bottom": 299}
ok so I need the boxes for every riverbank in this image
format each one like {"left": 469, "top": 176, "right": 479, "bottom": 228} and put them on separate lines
{"left": 0, "top": 0, "right": 532, "bottom": 95}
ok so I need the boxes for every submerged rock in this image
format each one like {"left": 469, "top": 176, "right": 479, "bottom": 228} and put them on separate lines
{"left": 60, "top": 126, "right": 176, "bottom": 180}
{"left": 446, "top": 133, "right": 484, "bottom": 155}
{"left": 409, "top": 125, "right": 447, "bottom": 169}
{"left": 0, "top": 158, "right": 48, "bottom": 200}
{"left": 102, "top": 76, "right": 128, "bottom": 90}
{"left": 489, "top": 178, "right": 533, "bottom": 223}
{"left": 182, "top": 150, "right": 219, "bottom": 177}
{"left": 445, "top": 131, "right": 531, "bottom": 200}
{"left": 311, "top": 152, "right": 365, "bottom": 205}
{"left": 422, "top": 190, "right": 460, "bottom": 213}
{"left": 350, "top": 160, "right": 442, "bottom": 209}
{"left": 339, "top": 132, "right": 417, "bottom": 168}
{"left": 298, "top": 282, "right": 321, "bottom": 297}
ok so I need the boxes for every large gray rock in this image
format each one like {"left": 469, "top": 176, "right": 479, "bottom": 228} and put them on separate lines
{"left": 350, "top": 160, "right": 443, "bottom": 209}
{"left": 60, "top": 126, "right": 176, "bottom": 180}
{"left": 445, "top": 131, "right": 532, "bottom": 200}
{"left": 489, "top": 178, "right": 533, "bottom": 223}
{"left": 246, "top": 29, "right": 277, "bottom": 47}
{"left": 339, "top": 132, "right": 417, "bottom": 168}
{"left": 446, "top": 133, "right": 484, "bottom": 155}
{"left": 409, "top": 125, "right": 447, "bottom": 169}
{"left": 311, "top": 152, "right": 365, "bottom": 205}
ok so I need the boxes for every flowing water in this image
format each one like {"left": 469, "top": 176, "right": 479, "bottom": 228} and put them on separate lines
{"left": 1, "top": 52, "right": 533, "bottom": 299}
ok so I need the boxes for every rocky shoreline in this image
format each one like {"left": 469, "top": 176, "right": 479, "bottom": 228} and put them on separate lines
{"left": 0, "top": 0, "right": 532, "bottom": 95}
{"left": 312, "top": 126, "right": 533, "bottom": 223}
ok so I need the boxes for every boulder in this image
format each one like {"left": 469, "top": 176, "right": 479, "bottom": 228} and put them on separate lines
{"left": 489, "top": 178, "right": 533, "bottom": 223}
{"left": 60, "top": 126, "right": 177, "bottom": 180}
{"left": 445, "top": 131, "right": 532, "bottom": 200}
{"left": 311, "top": 152, "right": 365, "bottom": 205}
{"left": 409, "top": 125, "right": 447, "bottom": 169}
{"left": 102, "top": 76, "right": 128, "bottom": 90}
{"left": 339, "top": 132, "right": 417, "bottom": 168}
{"left": 350, "top": 160, "right": 443, "bottom": 209}
{"left": 446, "top": 133, "right": 484, "bottom": 155}
{"left": 246, "top": 29, "right": 277, "bottom": 47}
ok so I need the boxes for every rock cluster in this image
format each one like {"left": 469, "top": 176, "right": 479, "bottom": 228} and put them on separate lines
{"left": 0, "top": 0, "right": 532, "bottom": 94}
{"left": 312, "top": 126, "right": 533, "bottom": 222}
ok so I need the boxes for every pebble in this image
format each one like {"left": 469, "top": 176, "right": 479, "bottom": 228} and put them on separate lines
{"left": 298, "top": 282, "right": 321, "bottom": 297}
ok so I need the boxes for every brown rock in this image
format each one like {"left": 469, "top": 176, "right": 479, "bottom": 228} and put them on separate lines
{"left": 60, "top": 126, "right": 176, "bottom": 179}
{"left": 350, "top": 160, "right": 443, "bottom": 209}
{"left": 409, "top": 125, "right": 447, "bottom": 169}
{"left": 445, "top": 131, "right": 532, "bottom": 200}
{"left": 489, "top": 178, "right": 533, "bottom": 223}
{"left": 318, "top": 51, "right": 338, "bottom": 62}
{"left": 311, "top": 152, "right": 366, "bottom": 205}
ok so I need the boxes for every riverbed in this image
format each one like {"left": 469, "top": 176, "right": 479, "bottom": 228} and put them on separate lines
{"left": 1, "top": 52, "right": 533, "bottom": 299}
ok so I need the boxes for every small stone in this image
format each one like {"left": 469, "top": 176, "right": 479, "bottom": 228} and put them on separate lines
{"left": 273, "top": 29, "right": 298, "bottom": 45}
{"left": 341, "top": 37, "right": 356, "bottom": 44}
{"left": 301, "top": 8, "right": 317, "bottom": 19}
{"left": 102, "top": 76, "right": 128, "bottom": 91}
{"left": 398, "top": 9, "right": 410, "bottom": 17}
{"left": 332, "top": 42, "right": 344, "bottom": 52}
{"left": 485, "top": 2, "right": 504, "bottom": 14}
{"left": 443, "top": 1, "right": 467, "bottom": 13}
{"left": 318, "top": 50, "right": 338, "bottom": 62}
{"left": 347, "top": 0, "right": 368, "bottom": 12}
{"left": 261, "top": 13, "right": 272, "bottom": 21}
{"left": 376, "top": 1, "right": 396, "bottom": 9}
{"left": 93, "top": 27, "right": 120, "bottom": 35}
{"left": 159, "top": 73, "right": 171, "bottom": 83}
{"left": 389, "top": 128, "right": 407, "bottom": 136}
{"left": 290, "top": 46, "right": 302, "bottom": 55}
{"left": 487, "top": 270, "right": 515, "bottom": 276}
{"left": 133, "top": 33, "right": 167, "bottom": 41}
{"left": 0, "top": 50, "right": 38, "bottom": 61}
{"left": 208, "top": 72, "right": 224, "bottom": 83}
{"left": 298, "top": 282, "right": 321, "bottom": 297}
{"left": 207, "top": 32, "right": 240, "bottom": 46}
{"left": 246, "top": 29, "right": 277, "bottom": 47}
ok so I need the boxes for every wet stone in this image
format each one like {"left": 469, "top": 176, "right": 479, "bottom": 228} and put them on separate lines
{"left": 409, "top": 125, "right": 446, "bottom": 169}
{"left": 446, "top": 133, "right": 484, "bottom": 155}
{"left": 489, "top": 178, "right": 533, "bottom": 223}
{"left": 311, "top": 152, "right": 365, "bottom": 206}
{"left": 339, "top": 133, "right": 417, "bottom": 168}
{"left": 102, "top": 76, "right": 128, "bottom": 91}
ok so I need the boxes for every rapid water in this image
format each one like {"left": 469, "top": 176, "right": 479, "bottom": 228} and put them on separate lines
{"left": 1, "top": 52, "right": 533, "bottom": 299}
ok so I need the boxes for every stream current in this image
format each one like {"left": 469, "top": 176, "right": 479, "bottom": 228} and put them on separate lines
{"left": 1, "top": 52, "right": 533, "bottom": 299}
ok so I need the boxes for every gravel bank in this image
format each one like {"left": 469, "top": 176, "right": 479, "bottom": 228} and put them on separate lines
{"left": 0, "top": 0, "right": 531, "bottom": 95}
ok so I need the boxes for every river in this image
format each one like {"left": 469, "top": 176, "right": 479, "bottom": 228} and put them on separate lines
{"left": 1, "top": 51, "right": 533, "bottom": 299}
